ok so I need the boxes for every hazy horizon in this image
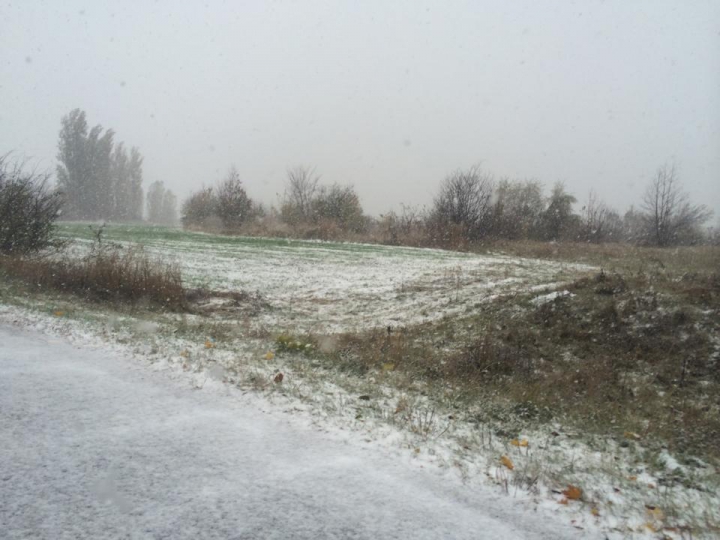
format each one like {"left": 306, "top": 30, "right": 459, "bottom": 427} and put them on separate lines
{"left": 1, "top": 0, "right": 718, "bottom": 218}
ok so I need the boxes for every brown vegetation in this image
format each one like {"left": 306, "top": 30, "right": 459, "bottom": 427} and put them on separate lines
{"left": 0, "top": 246, "right": 187, "bottom": 311}
{"left": 306, "top": 250, "right": 720, "bottom": 462}
{"left": 183, "top": 163, "right": 715, "bottom": 250}
{"left": 0, "top": 155, "right": 63, "bottom": 255}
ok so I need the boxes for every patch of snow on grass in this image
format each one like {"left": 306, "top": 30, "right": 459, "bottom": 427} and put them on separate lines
{"left": 530, "top": 290, "right": 574, "bottom": 306}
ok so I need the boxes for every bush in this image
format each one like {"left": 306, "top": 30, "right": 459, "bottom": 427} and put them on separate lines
{"left": 0, "top": 155, "right": 62, "bottom": 254}
{"left": 377, "top": 204, "right": 428, "bottom": 246}
{"left": 181, "top": 187, "right": 218, "bottom": 229}
{"left": 310, "top": 184, "right": 365, "bottom": 233}
{"left": 429, "top": 165, "right": 494, "bottom": 242}
{"left": 181, "top": 169, "right": 262, "bottom": 232}
{"left": 216, "top": 167, "right": 253, "bottom": 230}
{"left": 0, "top": 244, "right": 187, "bottom": 311}
{"left": 279, "top": 167, "right": 366, "bottom": 234}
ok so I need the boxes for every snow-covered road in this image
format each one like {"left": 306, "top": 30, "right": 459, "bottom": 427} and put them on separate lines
{"left": 0, "top": 327, "right": 585, "bottom": 539}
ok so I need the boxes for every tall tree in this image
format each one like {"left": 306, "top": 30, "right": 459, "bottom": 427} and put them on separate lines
{"left": 86, "top": 125, "right": 115, "bottom": 219}
{"left": 146, "top": 181, "right": 166, "bottom": 223}
{"left": 160, "top": 190, "right": 178, "bottom": 225}
{"left": 56, "top": 109, "right": 90, "bottom": 219}
{"left": 127, "top": 147, "right": 144, "bottom": 221}
{"left": 110, "top": 143, "right": 130, "bottom": 220}
{"left": 56, "top": 109, "right": 144, "bottom": 221}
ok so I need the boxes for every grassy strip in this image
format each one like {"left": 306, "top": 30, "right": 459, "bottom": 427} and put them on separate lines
{"left": 0, "top": 245, "right": 187, "bottom": 311}
{"left": 479, "top": 240, "right": 720, "bottom": 273}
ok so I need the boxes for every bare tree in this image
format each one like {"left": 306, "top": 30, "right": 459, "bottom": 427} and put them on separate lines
{"left": 281, "top": 166, "right": 320, "bottom": 224}
{"left": 0, "top": 155, "right": 63, "bottom": 254}
{"left": 380, "top": 203, "right": 428, "bottom": 245}
{"left": 579, "top": 191, "right": 621, "bottom": 243}
{"left": 430, "top": 165, "right": 494, "bottom": 240}
{"left": 641, "top": 164, "right": 712, "bottom": 246}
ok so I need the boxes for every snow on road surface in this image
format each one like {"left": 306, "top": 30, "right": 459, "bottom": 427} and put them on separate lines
{"left": 0, "top": 327, "right": 588, "bottom": 539}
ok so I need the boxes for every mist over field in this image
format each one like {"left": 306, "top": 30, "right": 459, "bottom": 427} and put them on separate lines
{"left": 2, "top": 3, "right": 720, "bottom": 537}
{"left": 0, "top": 0, "right": 720, "bottom": 540}
{"left": 1, "top": 0, "right": 718, "bottom": 217}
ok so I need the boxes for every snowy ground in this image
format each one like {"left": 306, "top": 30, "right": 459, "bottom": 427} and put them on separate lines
{"left": 4, "top": 225, "right": 717, "bottom": 537}
{"left": 61, "top": 224, "right": 591, "bottom": 332}
{"left": 0, "top": 327, "right": 586, "bottom": 540}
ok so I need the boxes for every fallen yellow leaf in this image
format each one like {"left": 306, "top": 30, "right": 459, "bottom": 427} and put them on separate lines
{"left": 563, "top": 485, "right": 582, "bottom": 500}
{"left": 500, "top": 455, "right": 514, "bottom": 470}
{"left": 205, "top": 339, "right": 215, "bottom": 349}
{"left": 511, "top": 439, "right": 529, "bottom": 447}
{"left": 382, "top": 363, "right": 395, "bottom": 371}
{"left": 265, "top": 351, "right": 275, "bottom": 360}
{"left": 53, "top": 310, "right": 65, "bottom": 317}
{"left": 624, "top": 431, "right": 641, "bottom": 440}
{"left": 591, "top": 508, "right": 600, "bottom": 517}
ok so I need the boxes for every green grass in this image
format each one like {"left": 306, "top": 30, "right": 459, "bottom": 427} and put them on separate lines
{"left": 56, "top": 222, "right": 470, "bottom": 260}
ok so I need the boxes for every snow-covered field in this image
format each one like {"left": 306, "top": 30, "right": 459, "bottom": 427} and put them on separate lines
{"left": 60, "top": 223, "right": 590, "bottom": 332}
{"left": 2, "top": 224, "right": 717, "bottom": 538}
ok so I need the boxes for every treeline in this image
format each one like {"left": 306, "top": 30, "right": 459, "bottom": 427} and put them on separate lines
{"left": 181, "top": 165, "right": 366, "bottom": 238}
{"left": 182, "top": 163, "right": 715, "bottom": 248}
{"left": 415, "top": 163, "right": 713, "bottom": 248}
{"left": 55, "top": 109, "right": 176, "bottom": 224}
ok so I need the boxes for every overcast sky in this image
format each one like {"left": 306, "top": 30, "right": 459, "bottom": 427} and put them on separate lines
{"left": 1, "top": 0, "right": 718, "bottom": 217}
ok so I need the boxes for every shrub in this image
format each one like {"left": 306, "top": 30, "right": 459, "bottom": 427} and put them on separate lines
{"left": 281, "top": 166, "right": 320, "bottom": 225}
{"left": 216, "top": 167, "right": 253, "bottom": 230}
{"left": 181, "top": 187, "right": 218, "bottom": 229}
{"left": 275, "top": 333, "right": 315, "bottom": 354}
{"left": 310, "top": 184, "right": 365, "bottom": 232}
{"left": 0, "top": 155, "right": 63, "bottom": 254}
{"left": 429, "top": 165, "right": 494, "bottom": 242}
{"left": 0, "top": 244, "right": 187, "bottom": 310}
{"left": 279, "top": 167, "right": 366, "bottom": 234}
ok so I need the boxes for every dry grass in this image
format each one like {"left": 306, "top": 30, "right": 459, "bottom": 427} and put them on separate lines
{"left": 186, "top": 212, "right": 720, "bottom": 272}
{"left": 0, "top": 246, "right": 187, "bottom": 311}
{"left": 478, "top": 240, "right": 720, "bottom": 274}
{"left": 314, "top": 261, "right": 720, "bottom": 463}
